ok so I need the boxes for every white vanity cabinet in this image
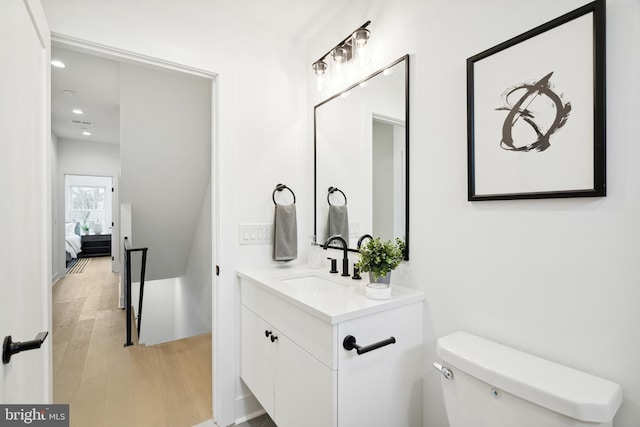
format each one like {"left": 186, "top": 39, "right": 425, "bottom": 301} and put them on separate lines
{"left": 238, "top": 269, "right": 425, "bottom": 427}
{"left": 240, "top": 305, "right": 337, "bottom": 427}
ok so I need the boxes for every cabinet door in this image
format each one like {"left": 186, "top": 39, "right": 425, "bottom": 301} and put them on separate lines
{"left": 240, "top": 306, "right": 275, "bottom": 418}
{"left": 337, "top": 303, "right": 423, "bottom": 427}
{"left": 274, "top": 333, "right": 337, "bottom": 427}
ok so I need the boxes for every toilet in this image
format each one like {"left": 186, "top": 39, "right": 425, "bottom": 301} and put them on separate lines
{"left": 435, "top": 331, "right": 622, "bottom": 427}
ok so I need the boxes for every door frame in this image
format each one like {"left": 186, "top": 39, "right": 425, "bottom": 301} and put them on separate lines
{"left": 50, "top": 33, "right": 222, "bottom": 424}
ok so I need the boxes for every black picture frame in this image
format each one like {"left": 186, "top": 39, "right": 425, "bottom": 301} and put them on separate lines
{"left": 467, "top": 0, "right": 605, "bottom": 201}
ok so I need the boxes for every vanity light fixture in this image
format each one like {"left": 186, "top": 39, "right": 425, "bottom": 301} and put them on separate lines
{"left": 312, "top": 61, "right": 328, "bottom": 91}
{"left": 312, "top": 21, "right": 371, "bottom": 92}
{"left": 352, "top": 28, "right": 371, "bottom": 64}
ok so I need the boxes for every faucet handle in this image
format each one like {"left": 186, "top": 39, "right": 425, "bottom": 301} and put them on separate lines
{"left": 341, "top": 258, "right": 350, "bottom": 277}
{"left": 327, "top": 257, "right": 338, "bottom": 273}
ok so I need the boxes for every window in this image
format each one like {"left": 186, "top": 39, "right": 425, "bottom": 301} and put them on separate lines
{"left": 65, "top": 175, "right": 113, "bottom": 235}
{"left": 70, "top": 186, "right": 106, "bottom": 224}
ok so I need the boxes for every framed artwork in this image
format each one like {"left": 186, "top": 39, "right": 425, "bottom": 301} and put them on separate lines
{"left": 467, "top": 0, "right": 605, "bottom": 201}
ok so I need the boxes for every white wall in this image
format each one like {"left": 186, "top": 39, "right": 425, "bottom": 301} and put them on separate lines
{"left": 307, "top": 1, "right": 640, "bottom": 426}
{"left": 372, "top": 120, "right": 394, "bottom": 240}
{"left": 119, "top": 61, "right": 211, "bottom": 281}
{"left": 132, "top": 182, "right": 211, "bottom": 346}
{"left": 132, "top": 276, "right": 210, "bottom": 346}
{"left": 51, "top": 133, "right": 60, "bottom": 282}
{"left": 183, "top": 180, "right": 213, "bottom": 334}
{"left": 55, "top": 138, "right": 119, "bottom": 279}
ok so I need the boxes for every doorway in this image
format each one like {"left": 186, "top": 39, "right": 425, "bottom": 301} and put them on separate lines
{"left": 63, "top": 174, "right": 114, "bottom": 267}
{"left": 51, "top": 36, "right": 218, "bottom": 424}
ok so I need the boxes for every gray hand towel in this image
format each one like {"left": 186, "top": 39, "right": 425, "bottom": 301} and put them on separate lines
{"left": 273, "top": 203, "right": 297, "bottom": 261}
{"left": 327, "top": 205, "right": 349, "bottom": 242}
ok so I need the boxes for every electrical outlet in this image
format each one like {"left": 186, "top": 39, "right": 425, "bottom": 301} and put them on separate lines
{"left": 239, "top": 223, "right": 273, "bottom": 245}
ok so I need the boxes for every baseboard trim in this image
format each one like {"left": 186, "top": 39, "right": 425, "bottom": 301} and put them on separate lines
{"left": 51, "top": 271, "right": 63, "bottom": 285}
{"left": 234, "top": 393, "right": 265, "bottom": 424}
{"left": 192, "top": 419, "right": 215, "bottom": 427}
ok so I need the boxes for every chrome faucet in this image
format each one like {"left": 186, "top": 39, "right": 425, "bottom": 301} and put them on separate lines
{"left": 323, "top": 235, "right": 350, "bottom": 276}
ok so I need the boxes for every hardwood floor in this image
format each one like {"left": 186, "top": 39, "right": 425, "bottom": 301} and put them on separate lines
{"left": 53, "top": 257, "right": 212, "bottom": 427}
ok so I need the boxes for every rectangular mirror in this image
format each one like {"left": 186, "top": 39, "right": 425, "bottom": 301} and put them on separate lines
{"left": 314, "top": 55, "right": 409, "bottom": 259}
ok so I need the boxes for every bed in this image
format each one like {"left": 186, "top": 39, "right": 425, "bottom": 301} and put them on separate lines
{"left": 65, "top": 222, "right": 82, "bottom": 261}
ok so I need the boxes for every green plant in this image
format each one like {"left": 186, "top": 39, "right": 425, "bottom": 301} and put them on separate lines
{"left": 80, "top": 211, "right": 91, "bottom": 232}
{"left": 354, "top": 237, "right": 405, "bottom": 281}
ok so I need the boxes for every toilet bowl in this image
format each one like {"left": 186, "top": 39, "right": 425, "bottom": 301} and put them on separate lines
{"left": 435, "top": 331, "right": 622, "bottom": 427}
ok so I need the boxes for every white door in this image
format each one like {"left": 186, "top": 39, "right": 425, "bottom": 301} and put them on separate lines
{"left": 0, "top": 0, "right": 52, "bottom": 403}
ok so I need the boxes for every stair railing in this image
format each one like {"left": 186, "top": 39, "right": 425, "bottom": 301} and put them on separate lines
{"left": 123, "top": 236, "right": 148, "bottom": 347}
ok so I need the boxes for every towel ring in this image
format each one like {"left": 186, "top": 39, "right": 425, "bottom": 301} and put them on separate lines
{"left": 327, "top": 186, "right": 347, "bottom": 206}
{"left": 273, "top": 184, "right": 296, "bottom": 205}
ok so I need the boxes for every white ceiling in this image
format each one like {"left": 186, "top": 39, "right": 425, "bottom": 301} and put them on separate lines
{"left": 49, "top": 0, "right": 347, "bottom": 146}
{"left": 51, "top": 47, "right": 121, "bottom": 144}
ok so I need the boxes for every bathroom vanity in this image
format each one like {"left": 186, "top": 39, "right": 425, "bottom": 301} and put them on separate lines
{"left": 238, "top": 267, "right": 425, "bottom": 427}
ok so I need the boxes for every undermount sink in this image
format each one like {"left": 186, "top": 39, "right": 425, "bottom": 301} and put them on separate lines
{"left": 279, "top": 274, "right": 348, "bottom": 293}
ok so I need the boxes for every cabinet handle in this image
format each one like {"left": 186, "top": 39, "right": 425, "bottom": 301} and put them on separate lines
{"left": 265, "top": 330, "right": 272, "bottom": 338}
{"left": 270, "top": 334, "right": 278, "bottom": 343}
{"left": 342, "top": 335, "right": 396, "bottom": 355}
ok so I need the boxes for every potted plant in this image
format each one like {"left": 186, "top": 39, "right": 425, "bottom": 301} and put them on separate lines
{"left": 355, "top": 237, "right": 405, "bottom": 299}
{"left": 80, "top": 212, "right": 91, "bottom": 235}
{"left": 80, "top": 223, "right": 91, "bottom": 235}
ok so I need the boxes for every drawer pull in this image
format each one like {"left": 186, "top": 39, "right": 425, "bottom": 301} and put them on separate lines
{"left": 343, "top": 335, "right": 396, "bottom": 355}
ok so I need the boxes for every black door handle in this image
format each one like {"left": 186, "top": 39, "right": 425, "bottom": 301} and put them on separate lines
{"left": 343, "top": 334, "right": 396, "bottom": 355}
{"left": 3, "top": 331, "right": 48, "bottom": 364}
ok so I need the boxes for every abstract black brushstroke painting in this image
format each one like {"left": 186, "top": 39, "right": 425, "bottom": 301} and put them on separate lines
{"left": 497, "top": 72, "right": 571, "bottom": 153}
{"left": 466, "top": 0, "right": 605, "bottom": 201}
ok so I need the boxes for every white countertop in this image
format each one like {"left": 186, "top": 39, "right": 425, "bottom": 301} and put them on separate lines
{"left": 237, "top": 265, "right": 425, "bottom": 324}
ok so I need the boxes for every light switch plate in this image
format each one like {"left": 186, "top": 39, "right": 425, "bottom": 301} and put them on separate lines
{"left": 239, "top": 223, "right": 273, "bottom": 245}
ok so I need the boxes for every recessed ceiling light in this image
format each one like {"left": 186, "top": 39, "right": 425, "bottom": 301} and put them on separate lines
{"left": 72, "top": 109, "right": 83, "bottom": 115}
{"left": 51, "top": 59, "right": 66, "bottom": 68}
{"left": 82, "top": 130, "right": 92, "bottom": 136}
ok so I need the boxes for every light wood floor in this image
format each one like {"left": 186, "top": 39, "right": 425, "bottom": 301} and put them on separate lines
{"left": 53, "top": 257, "right": 212, "bottom": 427}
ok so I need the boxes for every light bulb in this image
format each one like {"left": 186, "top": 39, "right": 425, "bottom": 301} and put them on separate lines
{"left": 352, "top": 28, "right": 371, "bottom": 66}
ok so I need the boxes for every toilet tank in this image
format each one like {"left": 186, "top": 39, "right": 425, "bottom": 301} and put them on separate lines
{"left": 435, "top": 331, "right": 622, "bottom": 427}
